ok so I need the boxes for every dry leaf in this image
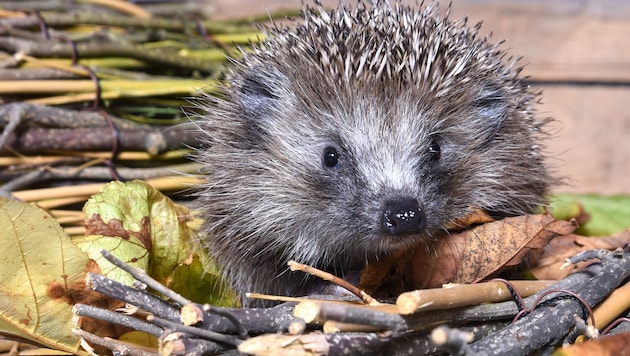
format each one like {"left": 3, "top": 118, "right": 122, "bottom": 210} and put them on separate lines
{"left": 444, "top": 208, "right": 495, "bottom": 230}
{"left": 0, "top": 198, "right": 92, "bottom": 354}
{"left": 412, "top": 214, "right": 575, "bottom": 289}
{"left": 238, "top": 333, "right": 329, "bottom": 356}
{"left": 360, "top": 209, "right": 495, "bottom": 295}
{"left": 555, "top": 332, "right": 630, "bottom": 355}
{"left": 359, "top": 247, "right": 414, "bottom": 295}
{"left": 529, "top": 230, "right": 630, "bottom": 280}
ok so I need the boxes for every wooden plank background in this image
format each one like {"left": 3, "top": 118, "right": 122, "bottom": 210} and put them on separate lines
{"left": 208, "top": 0, "right": 630, "bottom": 195}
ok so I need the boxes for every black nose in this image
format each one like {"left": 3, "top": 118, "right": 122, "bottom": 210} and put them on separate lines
{"left": 381, "top": 197, "right": 425, "bottom": 235}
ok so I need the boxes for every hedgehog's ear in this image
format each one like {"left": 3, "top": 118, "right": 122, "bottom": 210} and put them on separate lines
{"left": 239, "top": 67, "right": 290, "bottom": 121}
{"left": 473, "top": 86, "right": 509, "bottom": 141}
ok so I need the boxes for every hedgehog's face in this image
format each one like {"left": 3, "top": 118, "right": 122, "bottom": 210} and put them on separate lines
{"left": 229, "top": 65, "right": 518, "bottom": 269}
{"left": 296, "top": 91, "right": 469, "bottom": 258}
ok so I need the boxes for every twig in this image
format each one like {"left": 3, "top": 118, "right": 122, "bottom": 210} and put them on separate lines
{"left": 245, "top": 292, "right": 313, "bottom": 304}
{"left": 469, "top": 250, "right": 630, "bottom": 353}
{"left": 0, "top": 163, "right": 200, "bottom": 194}
{"left": 0, "top": 101, "right": 22, "bottom": 149}
{"left": 590, "top": 280, "right": 630, "bottom": 330}
{"left": 0, "top": 150, "right": 191, "bottom": 166}
{"left": 431, "top": 326, "right": 476, "bottom": 356}
{"left": 322, "top": 320, "right": 381, "bottom": 333}
{"left": 0, "top": 79, "right": 217, "bottom": 95}
{"left": 0, "top": 168, "right": 44, "bottom": 199}
{"left": 160, "top": 332, "right": 230, "bottom": 356}
{"left": 396, "top": 280, "right": 554, "bottom": 314}
{"left": 101, "top": 249, "right": 193, "bottom": 307}
{"left": 99, "top": 250, "right": 299, "bottom": 334}
{"left": 147, "top": 315, "right": 243, "bottom": 347}
{"left": 239, "top": 323, "right": 505, "bottom": 356}
{"left": 86, "top": 272, "right": 182, "bottom": 322}
{"left": 295, "top": 264, "right": 619, "bottom": 335}
{"left": 237, "top": 333, "right": 330, "bottom": 355}
{"left": 572, "top": 314, "right": 599, "bottom": 340}
{"left": 73, "top": 304, "right": 163, "bottom": 336}
{"left": 12, "top": 175, "right": 200, "bottom": 202}
{"left": 203, "top": 304, "right": 248, "bottom": 337}
{"left": 0, "top": 36, "right": 225, "bottom": 73}
{"left": 197, "top": 303, "right": 299, "bottom": 335}
{"left": 72, "top": 328, "right": 158, "bottom": 356}
{"left": 288, "top": 318, "right": 307, "bottom": 335}
{"left": 0, "top": 102, "right": 152, "bottom": 129}
{"left": 87, "top": 269, "right": 298, "bottom": 335}
{"left": 602, "top": 317, "right": 630, "bottom": 335}
{"left": 78, "top": 0, "right": 151, "bottom": 18}
{"left": 288, "top": 260, "right": 378, "bottom": 305}
{"left": 35, "top": 196, "right": 91, "bottom": 210}
{"left": 0, "top": 67, "right": 81, "bottom": 80}
{"left": 0, "top": 11, "right": 251, "bottom": 35}
{"left": 1, "top": 126, "right": 199, "bottom": 155}
{"left": 302, "top": 301, "right": 408, "bottom": 331}
{"left": 80, "top": 246, "right": 630, "bottom": 355}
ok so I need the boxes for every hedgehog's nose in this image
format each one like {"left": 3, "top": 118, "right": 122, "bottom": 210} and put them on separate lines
{"left": 381, "top": 197, "right": 426, "bottom": 235}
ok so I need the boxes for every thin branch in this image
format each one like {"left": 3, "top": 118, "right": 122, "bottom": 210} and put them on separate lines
{"left": 470, "top": 250, "right": 630, "bottom": 353}
{"left": 159, "top": 332, "right": 230, "bottom": 356}
{"left": 396, "top": 280, "right": 555, "bottom": 314}
{"left": 1, "top": 126, "right": 199, "bottom": 155}
{"left": 12, "top": 175, "right": 200, "bottom": 202}
{"left": 0, "top": 102, "right": 151, "bottom": 129}
{"left": 0, "top": 36, "right": 224, "bottom": 73}
{"left": 72, "top": 328, "right": 158, "bottom": 356}
{"left": 86, "top": 273, "right": 182, "bottom": 322}
{"left": 0, "top": 163, "right": 200, "bottom": 195}
{"left": 0, "top": 11, "right": 250, "bottom": 35}
{"left": 73, "top": 304, "right": 163, "bottom": 336}
{"left": 431, "top": 326, "right": 476, "bottom": 356}
{"left": 288, "top": 260, "right": 379, "bottom": 305}
{"left": 100, "top": 249, "right": 193, "bottom": 307}
{"left": 146, "top": 315, "right": 243, "bottom": 347}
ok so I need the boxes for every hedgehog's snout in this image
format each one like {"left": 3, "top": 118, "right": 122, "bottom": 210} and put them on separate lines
{"left": 381, "top": 196, "right": 426, "bottom": 236}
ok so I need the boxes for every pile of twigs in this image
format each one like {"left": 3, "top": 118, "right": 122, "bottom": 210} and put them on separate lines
{"left": 0, "top": 0, "right": 273, "bottom": 236}
{"left": 78, "top": 248, "right": 630, "bottom": 355}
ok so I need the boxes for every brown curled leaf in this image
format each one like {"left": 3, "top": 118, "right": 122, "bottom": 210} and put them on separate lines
{"left": 555, "top": 332, "right": 630, "bottom": 355}
{"left": 412, "top": 214, "right": 576, "bottom": 289}
{"left": 529, "top": 229, "right": 630, "bottom": 280}
{"left": 360, "top": 208, "right": 495, "bottom": 295}
{"left": 444, "top": 208, "right": 495, "bottom": 230}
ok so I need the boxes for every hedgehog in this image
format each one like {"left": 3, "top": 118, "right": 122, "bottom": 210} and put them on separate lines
{"left": 192, "top": 0, "right": 554, "bottom": 306}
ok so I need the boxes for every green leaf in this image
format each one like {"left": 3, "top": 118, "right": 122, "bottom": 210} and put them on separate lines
{"left": 548, "top": 193, "right": 630, "bottom": 236}
{"left": 83, "top": 180, "right": 188, "bottom": 284}
{"left": 168, "top": 253, "right": 239, "bottom": 307}
{"left": 82, "top": 180, "right": 238, "bottom": 306}
{"left": 73, "top": 234, "right": 149, "bottom": 286}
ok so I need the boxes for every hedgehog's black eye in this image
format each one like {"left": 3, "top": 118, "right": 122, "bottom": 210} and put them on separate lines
{"left": 322, "top": 146, "right": 341, "bottom": 169}
{"left": 428, "top": 140, "right": 441, "bottom": 161}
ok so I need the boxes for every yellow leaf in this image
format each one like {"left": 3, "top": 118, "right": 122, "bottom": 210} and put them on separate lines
{"left": 0, "top": 198, "right": 90, "bottom": 354}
